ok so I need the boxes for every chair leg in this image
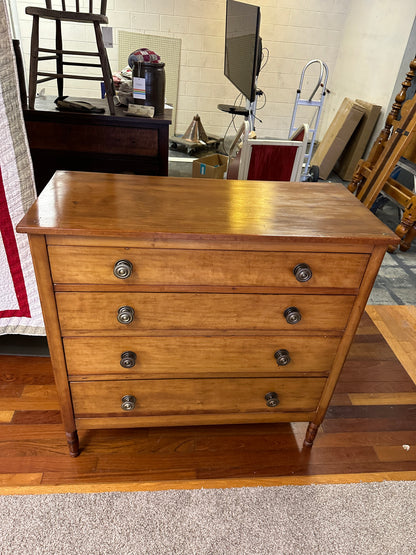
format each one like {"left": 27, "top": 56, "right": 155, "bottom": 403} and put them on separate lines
{"left": 56, "top": 20, "right": 63, "bottom": 98}
{"left": 400, "top": 222, "right": 416, "bottom": 252}
{"left": 93, "top": 21, "right": 115, "bottom": 115}
{"left": 28, "top": 15, "right": 40, "bottom": 110}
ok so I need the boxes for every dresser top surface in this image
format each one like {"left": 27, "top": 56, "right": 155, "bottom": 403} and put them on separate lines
{"left": 17, "top": 171, "right": 399, "bottom": 245}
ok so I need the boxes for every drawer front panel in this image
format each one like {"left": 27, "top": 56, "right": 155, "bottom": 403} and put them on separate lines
{"left": 48, "top": 246, "right": 369, "bottom": 289}
{"left": 64, "top": 335, "right": 341, "bottom": 377}
{"left": 56, "top": 292, "right": 355, "bottom": 334}
{"left": 26, "top": 122, "right": 159, "bottom": 156}
{"left": 70, "top": 377, "right": 326, "bottom": 417}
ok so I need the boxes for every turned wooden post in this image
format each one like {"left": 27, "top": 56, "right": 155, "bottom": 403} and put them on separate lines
{"left": 66, "top": 431, "right": 80, "bottom": 457}
{"left": 396, "top": 199, "right": 416, "bottom": 251}
{"left": 304, "top": 422, "right": 319, "bottom": 447}
{"left": 348, "top": 55, "right": 416, "bottom": 194}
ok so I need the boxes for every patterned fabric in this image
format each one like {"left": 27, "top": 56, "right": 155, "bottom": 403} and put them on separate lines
{"left": 0, "top": 0, "right": 45, "bottom": 335}
{"left": 128, "top": 48, "right": 161, "bottom": 68}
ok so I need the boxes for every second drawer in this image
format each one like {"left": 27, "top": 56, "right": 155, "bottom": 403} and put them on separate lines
{"left": 56, "top": 292, "right": 355, "bottom": 334}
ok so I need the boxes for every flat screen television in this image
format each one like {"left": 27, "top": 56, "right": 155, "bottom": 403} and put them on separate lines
{"left": 224, "top": 0, "right": 262, "bottom": 103}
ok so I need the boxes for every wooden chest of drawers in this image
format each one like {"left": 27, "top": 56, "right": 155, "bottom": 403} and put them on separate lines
{"left": 17, "top": 171, "right": 399, "bottom": 456}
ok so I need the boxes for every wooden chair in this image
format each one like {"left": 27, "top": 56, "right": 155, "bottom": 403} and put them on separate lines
{"left": 26, "top": 1, "right": 115, "bottom": 114}
{"left": 237, "top": 123, "right": 309, "bottom": 181}
{"left": 348, "top": 55, "right": 416, "bottom": 252}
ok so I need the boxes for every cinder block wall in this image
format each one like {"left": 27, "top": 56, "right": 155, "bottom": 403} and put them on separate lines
{"left": 15, "top": 0, "right": 350, "bottom": 140}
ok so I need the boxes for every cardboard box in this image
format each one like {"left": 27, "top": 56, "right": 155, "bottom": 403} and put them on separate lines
{"left": 334, "top": 99, "right": 382, "bottom": 181}
{"left": 311, "top": 98, "right": 366, "bottom": 179}
{"left": 192, "top": 154, "right": 228, "bottom": 179}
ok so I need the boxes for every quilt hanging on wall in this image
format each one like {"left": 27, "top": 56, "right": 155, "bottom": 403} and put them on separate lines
{"left": 0, "top": 0, "right": 44, "bottom": 335}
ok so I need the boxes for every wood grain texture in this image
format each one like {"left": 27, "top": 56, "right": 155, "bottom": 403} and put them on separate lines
{"left": 0, "top": 310, "right": 415, "bottom": 492}
{"left": 70, "top": 377, "right": 326, "bottom": 417}
{"left": 27, "top": 236, "right": 78, "bottom": 436}
{"left": 55, "top": 292, "right": 355, "bottom": 334}
{"left": 366, "top": 305, "right": 416, "bottom": 384}
{"left": 16, "top": 172, "right": 399, "bottom": 245}
{"left": 64, "top": 335, "right": 340, "bottom": 379}
{"left": 48, "top": 246, "right": 369, "bottom": 289}
{"left": 15, "top": 174, "right": 400, "bottom": 463}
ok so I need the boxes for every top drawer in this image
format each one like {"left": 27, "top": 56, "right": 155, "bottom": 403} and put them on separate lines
{"left": 48, "top": 246, "right": 369, "bottom": 289}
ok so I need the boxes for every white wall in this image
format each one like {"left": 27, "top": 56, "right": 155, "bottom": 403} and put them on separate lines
{"left": 13, "top": 0, "right": 415, "bottom": 145}
{"left": 321, "top": 0, "right": 416, "bottom": 148}
{"left": 14, "top": 0, "right": 350, "bottom": 140}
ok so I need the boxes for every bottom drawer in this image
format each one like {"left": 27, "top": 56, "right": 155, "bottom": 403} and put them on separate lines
{"left": 70, "top": 377, "right": 326, "bottom": 418}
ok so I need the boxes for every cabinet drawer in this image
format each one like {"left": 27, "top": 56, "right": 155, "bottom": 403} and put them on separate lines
{"left": 25, "top": 121, "right": 159, "bottom": 156}
{"left": 56, "top": 292, "right": 355, "bottom": 334}
{"left": 48, "top": 246, "right": 369, "bottom": 289}
{"left": 64, "top": 335, "right": 341, "bottom": 378}
{"left": 70, "top": 377, "right": 327, "bottom": 417}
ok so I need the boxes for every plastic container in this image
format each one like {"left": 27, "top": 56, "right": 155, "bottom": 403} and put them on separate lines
{"left": 133, "top": 61, "right": 165, "bottom": 117}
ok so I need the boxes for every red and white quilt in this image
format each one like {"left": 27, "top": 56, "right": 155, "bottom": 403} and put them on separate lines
{"left": 0, "top": 0, "right": 44, "bottom": 335}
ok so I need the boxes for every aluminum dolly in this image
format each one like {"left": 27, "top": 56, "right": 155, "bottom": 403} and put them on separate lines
{"left": 289, "top": 59, "right": 329, "bottom": 181}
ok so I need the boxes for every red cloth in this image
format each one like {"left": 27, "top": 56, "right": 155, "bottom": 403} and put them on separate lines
{"left": 247, "top": 144, "right": 299, "bottom": 181}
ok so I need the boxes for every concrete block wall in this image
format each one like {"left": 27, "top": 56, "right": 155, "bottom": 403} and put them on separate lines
{"left": 15, "top": 0, "right": 351, "bottom": 141}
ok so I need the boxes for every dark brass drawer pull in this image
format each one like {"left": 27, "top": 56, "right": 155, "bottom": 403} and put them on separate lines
{"left": 121, "top": 395, "right": 136, "bottom": 411}
{"left": 293, "top": 263, "right": 312, "bottom": 282}
{"left": 274, "top": 349, "right": 291, "bottom": 366}
{"left": 117, "top": 305, "right": 135, "bottom": 325}
{"left": 113, "top": 259, "right": 133, "bottom": 279}
{"left": 284, "top": 306, "right": 301, "bottom": 325}
{"left": 265, "top": 391, "right": 279, "bottom": 408}
{"left": 120, "top": 351, "right": 137, "bottom": 368}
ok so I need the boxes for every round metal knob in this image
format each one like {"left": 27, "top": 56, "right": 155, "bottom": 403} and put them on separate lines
{"left": 293, "top": 263, "right": 312, "bottom": 282}
{"left": 117, "top": 305, "right": 135, "bottom": 325}
{"left": 120, "top": 351, "right": 137, "bottom": 368}
{"left": 265, "top": 392, "right": 279, "bottom": 408}
{"left": 274, "top": 349, "right": 291, "bottom": 366}
{"left": 284, "top": 306, "right": 301, "bottom": 325}
{"left": 113, "top": 259, "right": 133, "bottom": 279}
{"left": 121, "top": 395, "right": 136, "bottom": 411}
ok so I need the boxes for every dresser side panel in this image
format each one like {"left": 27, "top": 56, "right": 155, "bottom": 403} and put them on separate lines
{"left": 312, "top": 245, "right": 389, "bottom": 425}
{"left": 27, "top": 235, "right": 76, "bottom": 435}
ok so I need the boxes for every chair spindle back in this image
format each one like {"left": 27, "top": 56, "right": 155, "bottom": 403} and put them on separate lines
{"left": 44, "top": 1, "right": 107, "bottom": 14}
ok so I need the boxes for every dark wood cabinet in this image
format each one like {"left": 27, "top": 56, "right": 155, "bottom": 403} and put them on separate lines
{"left": 24, "top": 97, "right": 172, "bottom": 193}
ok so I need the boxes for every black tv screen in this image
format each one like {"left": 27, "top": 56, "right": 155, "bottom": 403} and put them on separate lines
{"left": 224, "top": 0, "right": 261, "bottom": 103}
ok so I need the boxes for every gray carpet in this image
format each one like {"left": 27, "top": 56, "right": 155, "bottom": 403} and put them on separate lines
{"left": 1, "top": 481, "right": 416, "bottom": 554}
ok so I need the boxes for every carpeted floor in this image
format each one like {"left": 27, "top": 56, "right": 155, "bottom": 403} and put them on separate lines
{"left": 1, "top": 481, "right": 416, "bottom": 554}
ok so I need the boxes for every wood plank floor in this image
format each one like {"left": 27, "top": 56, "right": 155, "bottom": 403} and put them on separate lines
{"left": 0, "top": 306, "right": 415, "bottom": 494}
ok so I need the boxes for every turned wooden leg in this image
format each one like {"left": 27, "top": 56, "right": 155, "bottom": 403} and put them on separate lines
{"left": 66, "top": 431, "right": 80, "bottom": 457}
{"left": 400, "top": 222, "right": 416, "bottom": 252}
{"left": 303, "top": 422, "right": 319, "bottom": 447}
{"left": 395, "top": 198, "right": 416, "bottom": 251}
{"left": 347, "top": 171, "right": 362, "bottom": 193}
{"left": 347, "top": 160, "right": 368, "bottom": 194}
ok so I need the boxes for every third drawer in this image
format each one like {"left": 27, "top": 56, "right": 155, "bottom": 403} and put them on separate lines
{"left": 64, "top": 335, "right": 341, "bottom": 378}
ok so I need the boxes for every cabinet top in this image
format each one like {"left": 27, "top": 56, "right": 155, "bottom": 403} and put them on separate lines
{"left": 17, "top": 171, "right": 399, "bottom": 246}
{"left": 23, "top": 96, "right": 172, "bottom": 125}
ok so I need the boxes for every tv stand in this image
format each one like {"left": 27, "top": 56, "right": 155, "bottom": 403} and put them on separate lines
{"left": 217, "top": 104, "right": 249, "bottom": 117}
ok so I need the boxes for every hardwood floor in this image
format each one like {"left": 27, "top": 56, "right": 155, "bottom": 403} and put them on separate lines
{"left": 0, "top": 306, "right": 415, "bottom": 494}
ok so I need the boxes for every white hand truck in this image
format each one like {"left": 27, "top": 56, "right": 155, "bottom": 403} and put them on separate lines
{"left": 289, "top": 59, "right": 329, "bottom": 181}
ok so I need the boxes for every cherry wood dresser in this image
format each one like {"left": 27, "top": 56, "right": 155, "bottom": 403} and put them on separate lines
{"left": 17, "top": 171, "right": 399, "bottom": 456}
